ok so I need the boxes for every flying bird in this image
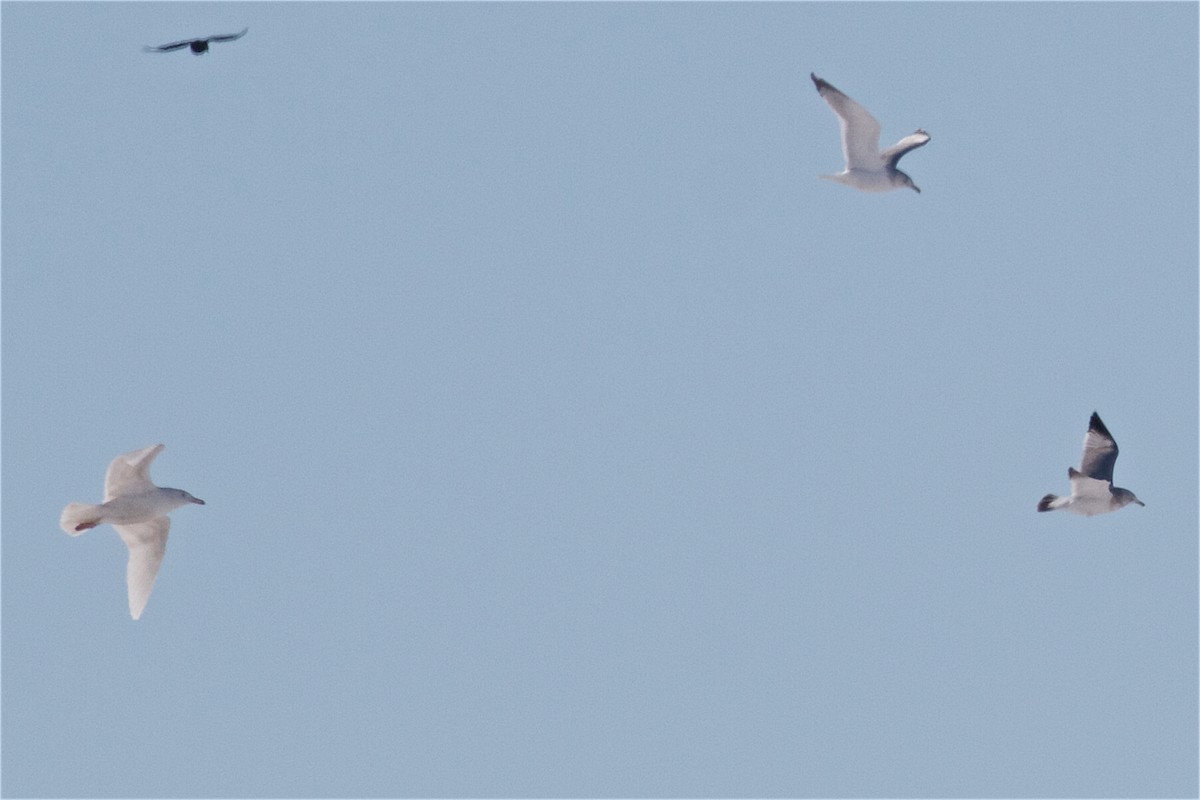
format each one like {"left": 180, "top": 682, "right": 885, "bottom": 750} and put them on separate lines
{"left": 60, "top": 444, "right": 205, "bottom": 620}
{"left": 1038, "top": 413, "right": 1145, "bottom": 516}
{"left": 811, "top": 73, "right": 930, "bottom": 193}
{"left": 143, "top": 27, "right": 248, "bottom": 55}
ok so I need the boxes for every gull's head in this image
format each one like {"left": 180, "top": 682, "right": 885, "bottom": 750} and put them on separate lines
{"left": 1113, "top": 487, "right": 1144, "bottom": 509}
{"left": 172, "top": 488, "right": 205, "bottom": 505}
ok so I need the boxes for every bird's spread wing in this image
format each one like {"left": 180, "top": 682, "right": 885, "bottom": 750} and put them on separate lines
{"left": 811, "top": 74, "right": 883, "bottom": 171}
{"left": 1079, "top": 412, "right": 1119, "bottom": 482}
{"left": 880, "top": 130, "right": 931, "bottom": 168}
{"left": 104, "top": 444, "right": 165, "bottom": 501}
{"left": 207, "top": 27, "right": 248, "bottom": 43}
{"left": 116, "top": 517, "right": 170, "bottom": 620}
{"left": 143, "top": 40, "right": 196, "bottom": 52}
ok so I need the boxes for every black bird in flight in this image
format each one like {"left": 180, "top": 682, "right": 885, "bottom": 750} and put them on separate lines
{"left": 143, "top": 27, "right": 248, "bottom": 55}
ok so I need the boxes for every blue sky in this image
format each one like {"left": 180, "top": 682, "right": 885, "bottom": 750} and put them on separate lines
{"left": 2, "top": 2, "right": 1196, "bottom": 797}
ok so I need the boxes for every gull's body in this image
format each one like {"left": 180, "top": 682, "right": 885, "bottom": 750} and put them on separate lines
{"left": 60, "top": 444, "right": 204, "bottom": 619}
{"left": 143, "top": 27, "right": 248, "bottom": 55}
{"left": 810, "top": 73, "right": 930, "bottom": 193}
{"left": 1038, "top": 413, "right": 1144, "bottom": 517}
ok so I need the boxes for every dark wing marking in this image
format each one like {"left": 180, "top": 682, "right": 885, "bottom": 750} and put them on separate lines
{"left": 1079, "top": 412, "right": 1119, "bottom": 483}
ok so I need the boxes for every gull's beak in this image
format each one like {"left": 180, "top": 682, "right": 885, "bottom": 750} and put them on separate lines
{"left": 1134, "top": 499, "right": 1145, "bottom": 507}
{"left": 191, "top": 496, "right": 206, "bottom": 505}
{"left": 911, "top": 184, "right": 921, "bottom": 194}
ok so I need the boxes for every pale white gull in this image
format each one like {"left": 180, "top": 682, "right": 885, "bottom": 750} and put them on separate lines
{"left": 60, "top": 444, "right": 204, "bottom": 619}
{"left": 1038, "top": 413, "right": 1144, "bottom": 516}
{"left": 811, "top": 73, "right": 930, "bottom": 193}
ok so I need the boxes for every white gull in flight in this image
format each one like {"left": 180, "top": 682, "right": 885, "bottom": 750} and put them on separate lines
{"left": 811, "top": 73, "right": 930, "bottom": 193}
{"left": 1038, "top": 413, "right": 1144, "bottom": 516}
{"left": 60, "top": 444, "right": 204, "bottom": 619}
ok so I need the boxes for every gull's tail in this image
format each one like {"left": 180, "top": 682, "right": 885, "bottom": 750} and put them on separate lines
{"left": 1037, "top": 494, "right": 1065, "bottom": 512}
{"left": 60, "top": 503, "right": 104, "bottom": 535}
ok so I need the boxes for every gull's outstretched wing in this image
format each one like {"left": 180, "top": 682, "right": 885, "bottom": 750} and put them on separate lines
{"left": 811, "top": 73, "right": 883, "bottom": 170}
{"left": 104, "top": 444, "right": 164, "bottom": 501}
{"left": 116, "top": 517, "right": 170, "bottom": 620}
{"left": 143, "top": 39, "right": 196, "bottom": 53}
{"left": 207, "top": 27, "right": 248, "bottom": 43}
{"left": 1079, "top": 412, "right": 1119, "bottom": 483}
{"left": 880, "top": 129, "right": 931, "bottom": 168}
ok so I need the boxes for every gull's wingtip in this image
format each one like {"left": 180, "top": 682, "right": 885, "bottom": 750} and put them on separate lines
{"left": 133, "top": 443, "right": 166, "bottom": 459}
{"left": 1087, "top": 412, "right": 1112, "bottom": 438}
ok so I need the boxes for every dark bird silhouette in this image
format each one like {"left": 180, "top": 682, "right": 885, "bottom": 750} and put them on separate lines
{"left": 143, "top": 27, "right": 248, "bottom": 55}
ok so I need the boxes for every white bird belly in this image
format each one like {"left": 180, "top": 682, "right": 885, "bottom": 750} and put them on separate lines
{"left": 824, "top": 169, "right": 899, "bottom": 192}
{"left": 100, "top": 491, "right": 183, "bottom": 524}
{"left": 1063, "top": 494, "right": 1116, "bottom": 517}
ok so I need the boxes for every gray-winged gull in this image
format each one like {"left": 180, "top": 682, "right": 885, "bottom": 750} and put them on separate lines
{"left": 1038, "top": 412, "right": 1144, "bottom": 516}
{"left": 60, "top": 444, "right": 204, "bottom": 619}
{"left": 811, "top": 73, "right": 930, "bottom": 193}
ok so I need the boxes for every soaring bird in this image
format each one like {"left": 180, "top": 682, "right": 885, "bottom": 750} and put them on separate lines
{"left": 810, "top": 73, "right": 930, "bottom": 193}
{"left": 143, "top": 27, "right": 248, "bottom": 55}
{"left": 60, "top": 445, "right": 205, "bottom": 620}
{"left": 1038, "top": 413, "right": 1145, "bottom": 516}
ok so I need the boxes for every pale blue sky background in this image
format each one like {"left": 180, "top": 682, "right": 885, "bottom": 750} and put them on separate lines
{"left": 2, "top": 2, "right": 1197, "bottom": 797}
